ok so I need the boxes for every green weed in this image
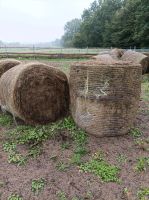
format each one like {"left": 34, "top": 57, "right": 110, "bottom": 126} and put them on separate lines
{"left": 79, "top": 152, "right": 120, "bottom": 182}
{"left": 117, "top": 154, "right": 127, "bottom": 164}
{"left": 61, "top": 142, "right": 70, "bottom": 150}
{"left": 4, "top": 117, "right": 88, "bottom": 168}
{"left": 28, "top": 146, "right": 41, "bottom": 158}
{"left": 130, "top": 128, "right": 142, "bottom": 138}
{"left": 7, "top": 194, "right": 23, "bottom": 200}
{"left": 135, "top": 157, "right": 149, "bottom": 172}
{"left": 137, "top": 188, "right": 149, "bottom": 200}
{"left": 31, "top": 178, "right": 45, "bottom": 195}
{"left": 8, "top": 153, "right": 27, "bottom": 166}
{"left": 3, "top": 142, "right": 16, "bottom": 153}
{"left": 0, "top": 113, "right": 13, "bottom": 126}
{"left": 56, "top": 161, "right": 70, "bottom": 172}
{"left": 135, "top": 138, "right": 149, "bottom": 151}
{"left": 70, "top": 153, "right": 83, "bottom": 165}
{"left": 57, "top": 191, "right": 67, "bottom": 200}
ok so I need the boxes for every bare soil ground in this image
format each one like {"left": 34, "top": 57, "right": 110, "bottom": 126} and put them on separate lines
{"left": 0, "top": 60, "right": 149, "bottom": 200}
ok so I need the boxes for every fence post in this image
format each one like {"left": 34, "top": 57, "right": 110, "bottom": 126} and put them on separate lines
{"left": 5, "top": 45, "right": 8, "bottom": 58}
{"left": 33, "top": 45, "right": 36, "bottom": 60}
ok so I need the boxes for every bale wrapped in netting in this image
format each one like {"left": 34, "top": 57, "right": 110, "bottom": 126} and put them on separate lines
{"left": 0, "top": 63, "right": 69, "bottom": 125}
{"left": 0, "top": 59, "right": 21, "bottom": 78}
{"left": 110, "top": 48, "right": 125, "bottom": 59}
{"left": 92, "top": 54, "right": 116, "bottom": 64}
{"left": 121, "top": 50, "right": 149, "bottom": 74}
{"left": 69, "top": 60, "right": 142, "bottom": 137}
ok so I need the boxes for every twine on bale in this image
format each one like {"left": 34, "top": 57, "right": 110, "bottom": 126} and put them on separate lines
{"left": 69, "top": 60, "right": 142, "bottom": 137}
{"left": 0, "top": 62, "right": 69, "bottom": 125}
{"left": 0, "top": 59, "right": 21, "bottom": 78}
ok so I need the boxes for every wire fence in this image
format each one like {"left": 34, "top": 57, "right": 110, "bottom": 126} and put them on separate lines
{"left": 0, "top": 46, "right": 149, "bottom": 57}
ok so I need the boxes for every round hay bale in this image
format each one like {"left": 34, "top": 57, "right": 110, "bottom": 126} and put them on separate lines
{"left": 110, "top": 48, "right": 125, "bottom": 59}
{"left": 0, "top": 59, "right": 21, "bottom": 78}
{"left": 92, "top": 54, "right": 116, "bottom": 64}
{"left": 0, "top": 62, "right": 69, "bottom": 125}
{"left": 69, "top": 60, "right": 142, "bottom": 137}
{"left": 121, "top": 50, "right": 149, "bottom": 74}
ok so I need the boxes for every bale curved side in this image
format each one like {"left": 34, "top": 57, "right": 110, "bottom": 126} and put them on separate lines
{"left": 121, "top": 50, "right": 149, "bottom": 74}
{"left": 92, "top": 54, "right": 116, "bottom": 64}
{"left": 110, "top": 48, "right": 125, "bottom": 59}
{"left": 0, "top": 59, "right": 21, "bottom": 78}
{"left": 0, "top": 62, "right": 69, "bottom": 125}
{"left": 69, "top": 61, "right": 142, "bottom": 137}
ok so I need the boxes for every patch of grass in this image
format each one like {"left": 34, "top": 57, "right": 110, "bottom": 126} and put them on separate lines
{"left": 31, "top": 178, "right": 45, "bottom": 195}
{"left": 8, "top": 153, "right": 27, "bottom": 166}
{"left": 79, "top": 152, "right": 120, "bottom": 183}
{"left": 0, "top": 113, "right": 13, "bottom": 126}
{"left": 57, "top": 191, "right": 67, "bottom": 200}
{"left": 135, "top": 157, "right": 149, "bottom": 172}
{"left": 123, "top": 188, "right": 132, "bottom": 199}
{"left": 4, "top": 117, "right": 88, "bottom": 168}
{"left": 85, "top": 191, "right": 94, "bottom": 199}
{"left": 7, "top": 194, "right": 23, "bottom": 200}
{"left": 135, "top": 138, "right": 149, "bottom": 151}
{"left": 137, "top": 188, "right": 149, "bottom": 200}
{"left": 28, "top": 146, "right": 42, "bottom": 158}
{"left": 56, "top": 161, "right": 70, "bottom": 172}
{"left": 3, "top": 142, "right": 16, "bottom": 153}
{"left": 141, "top": 77, "right": 149, "bottom": 102}
{"left": 71, "top": 198, "right": 80, "bottom": 200}
{"left": 15, "top": 125, "right": 49, "bottom": 145}
{"left": 70, "top": 153, "right": 83, "bottom": 165}
{"left": 117, "top": 154, "right": 127, "bottom": 164}
{"left": 130, "top": 128, "right": 142, "bottom": 138}
{"left": 61, "top": 142, "right": 70, "bottom": 150}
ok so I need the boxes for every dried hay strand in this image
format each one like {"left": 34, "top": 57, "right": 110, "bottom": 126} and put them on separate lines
{"left": 69, "top": 60, "right": 142, "bottom": 137}
{"left": 0, "top": 62, "right": 69, "bottom": 125}
{"left": 110, "top": 48, "right": 125, "bottom": 59}
{"left": 0, "top": 59, "right": 21, "bottom": 78}
{"left": 121, "top": 50, "right": 149, "bottom": 74}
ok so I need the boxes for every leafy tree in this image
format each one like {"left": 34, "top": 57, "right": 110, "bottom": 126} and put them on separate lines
{"left": 61, "top": 0, "right": 149, "bottom": 48}
{"left": 62, "top": 19, "right": 81, "bottom": 47}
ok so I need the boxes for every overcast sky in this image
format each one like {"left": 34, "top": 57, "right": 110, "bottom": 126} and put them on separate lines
{"left": 0, "top": 0, "right": 93, "bottom": 43}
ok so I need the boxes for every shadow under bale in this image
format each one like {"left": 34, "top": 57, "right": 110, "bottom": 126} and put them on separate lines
{"left": 69, "top": 60, "right": 142, "bottom": 137}
{"left": 0, "top": 63, "right": 69, "bottom": 125}
{"left": 0, "top": 59, "right": 21, "bottom": 78}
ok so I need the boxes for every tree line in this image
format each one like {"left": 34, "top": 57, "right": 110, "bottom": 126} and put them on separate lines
{"left": 61, "top": 0, "right": 149, "bottom": 48}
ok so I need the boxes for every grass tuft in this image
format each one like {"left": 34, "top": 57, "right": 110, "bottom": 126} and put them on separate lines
{"left": 0, "top": 113, "right": 13, "bottom": 126}
{"left": 31, "top": 178, "right": 45, "bottom": 195}
{"left": 137, "top": 188, "right": 149, "bottom": 200}
{"left": 79, "top": 152, "right": 120, "bottom": 182}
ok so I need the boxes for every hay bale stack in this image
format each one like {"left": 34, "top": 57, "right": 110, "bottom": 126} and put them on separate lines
{"left": 0, "top": 59, "right": 21, "bottom": 78}
{"left": 121, "top": 50, "right": 149, "bottom": 74}
{"left": 110, "top": 48, "right": 125, "bottom": 59}
{"left": 69, "top": 60, "right": 142, "bottom": 137}
{"left": 0, "top": 63, "right": 69, "bottom": 125}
